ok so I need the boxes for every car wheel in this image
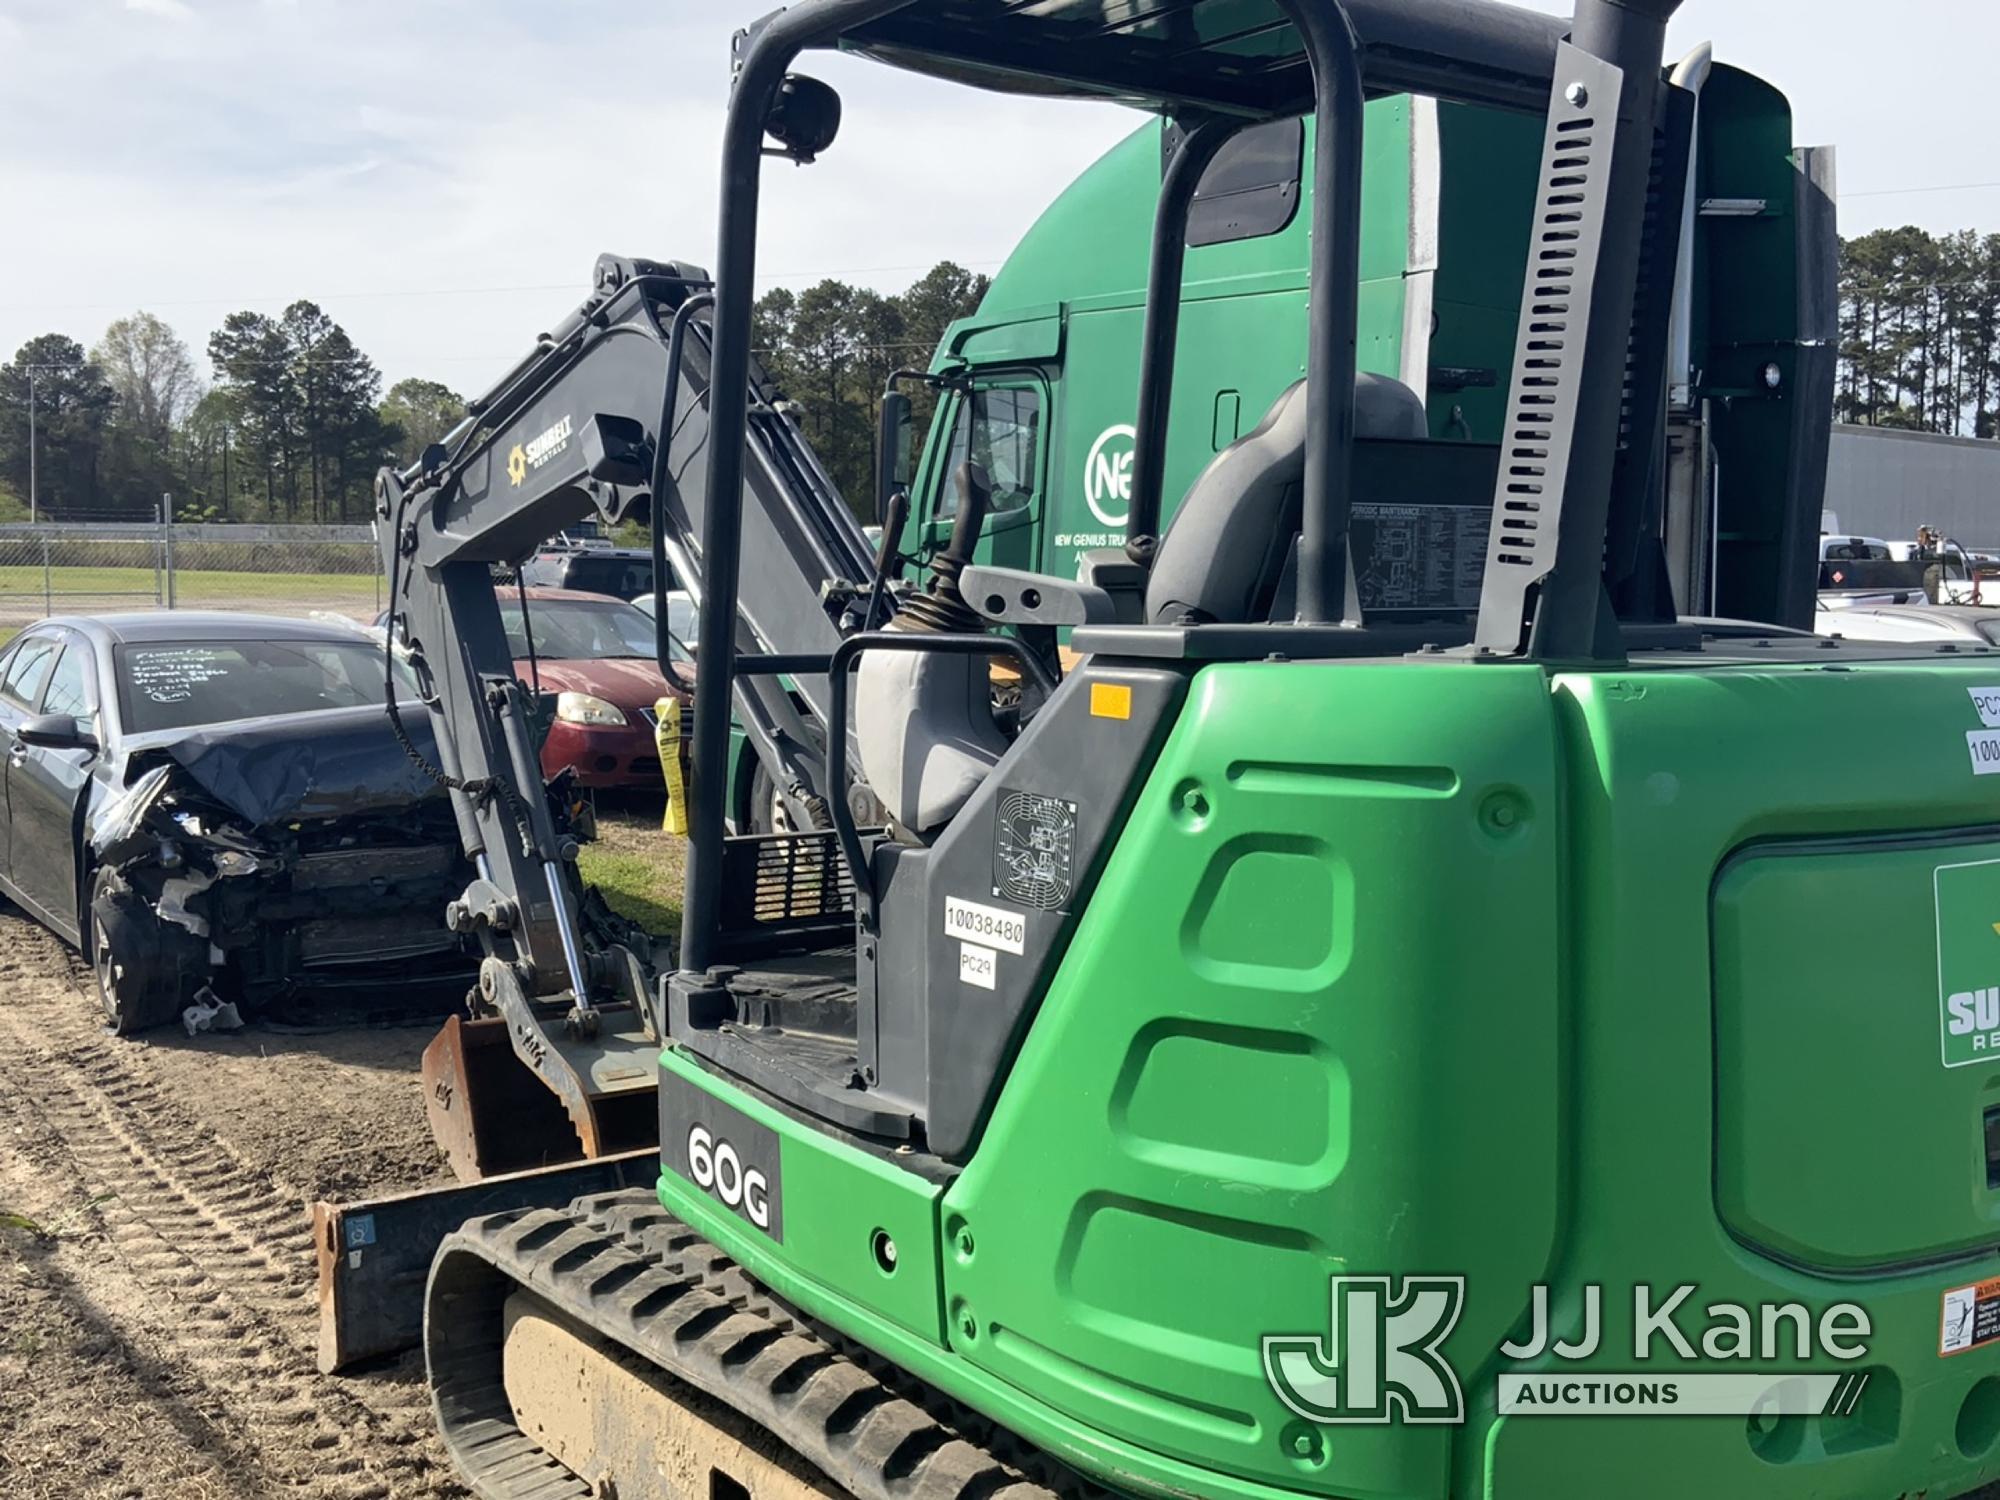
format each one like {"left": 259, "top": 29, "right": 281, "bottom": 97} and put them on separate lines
{"left": 748, "top": 760, "right": 794, "bottom": 836}
{"left": 89, "top": 868, "right": 194, "bottom": 1036}
{"left": 747, "top": 759, "right": 838, "bottom": 836}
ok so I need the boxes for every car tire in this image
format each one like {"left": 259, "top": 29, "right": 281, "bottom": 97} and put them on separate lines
{"left": 748, "top": 760, "right": 793, "bottom": 836}
{"left": 89, "top": 868, "right": 195, "bottom": 1036}
{"left": 748, "top": 760, "right": 838, "bottom": 836}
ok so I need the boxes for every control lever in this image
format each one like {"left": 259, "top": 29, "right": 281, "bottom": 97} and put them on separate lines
{"left": 862, "top": 485, "right": 911, "bottom": 630}
{"left": 898, "top": 462, "right": 990, "bottom": 635}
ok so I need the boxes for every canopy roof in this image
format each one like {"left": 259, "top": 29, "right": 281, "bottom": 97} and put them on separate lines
{"left": 839, "top": 0, "right": 1571, "bottom": 118}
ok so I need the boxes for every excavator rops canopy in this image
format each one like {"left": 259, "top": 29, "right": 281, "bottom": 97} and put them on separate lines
{"left": 838, "top": 0, "right": 1570, "bottom": 116}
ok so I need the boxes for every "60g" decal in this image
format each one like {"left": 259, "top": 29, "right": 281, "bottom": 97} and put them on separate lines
{"left": 687, "top": 1124, "right": 772, "bottom": 1230}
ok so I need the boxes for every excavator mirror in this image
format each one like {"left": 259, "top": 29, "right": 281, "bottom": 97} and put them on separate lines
{"left": 764, "top": 74, "right": 842, "bottom": 164}
{"left": 580, "top": 413, "right": 651, "bottom": 490}
{"left": 875, "top": 391, "right": 914, "bottom": 524}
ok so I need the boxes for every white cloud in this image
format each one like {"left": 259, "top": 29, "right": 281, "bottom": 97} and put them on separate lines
{"left": 125, "top": 0, "right": 195, "bottom": 21}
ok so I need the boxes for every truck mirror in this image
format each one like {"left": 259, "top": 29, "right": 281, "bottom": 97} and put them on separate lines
{"left": 581, "top": 413, "right": 651, "bottom": 489}
{"left": 876, "top": 392, "right": 914, "bottom": 525}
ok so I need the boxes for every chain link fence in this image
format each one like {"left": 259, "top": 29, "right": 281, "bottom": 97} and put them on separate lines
{"left": 0, "top": 521, "right": 384, "bottom": 637}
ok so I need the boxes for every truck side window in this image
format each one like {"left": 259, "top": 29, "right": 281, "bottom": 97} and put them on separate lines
{"left": 1177, "top": 117, "right": 1304, "bottom": 248}
{"left": 936, "top": 387, "right": 1043, "bottom": 522}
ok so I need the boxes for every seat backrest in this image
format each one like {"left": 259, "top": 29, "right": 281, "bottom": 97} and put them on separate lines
{"left": 1145, "top": 374, "right": 1426, "bottom": 625}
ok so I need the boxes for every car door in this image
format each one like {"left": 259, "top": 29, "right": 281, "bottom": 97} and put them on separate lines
{"left": 0, "top": 632, "right": 64, "bottom": 905}
{"left": 7, "top": 633, "right": 99, "bottom": 939}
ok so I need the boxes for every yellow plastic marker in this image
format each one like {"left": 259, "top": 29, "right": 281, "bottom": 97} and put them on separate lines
{"left": 1090, "top": 682, "right": 1133, "bottom": 721}
{"left": 655, "top": 697, "right": 690, "bottom": 836}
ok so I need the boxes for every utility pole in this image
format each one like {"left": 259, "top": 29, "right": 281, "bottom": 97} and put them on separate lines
{"left": 162, "top": 492, "right": 176, "bottom": 608}
{"left": 20, "top": 362, "right": 70, "bottom": 524}
{"left": 26, "top": 366, "right": 37, "bottom": 524}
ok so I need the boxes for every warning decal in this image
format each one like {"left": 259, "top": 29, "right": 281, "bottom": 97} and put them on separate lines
{"left": 1942, "top": 1279, "right": 2000, "bottom": 1356}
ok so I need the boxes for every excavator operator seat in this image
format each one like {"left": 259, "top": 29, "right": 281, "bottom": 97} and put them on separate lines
{"left": 1145, "top": 373, "right": 1427, "bottom": 625}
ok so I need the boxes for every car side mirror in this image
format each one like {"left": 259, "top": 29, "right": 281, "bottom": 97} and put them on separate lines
{"left": 18, "top": 713, "right": 95, "bottom": 753}
{"left": 876, "top": 391, "right": 914, "bottom": 526}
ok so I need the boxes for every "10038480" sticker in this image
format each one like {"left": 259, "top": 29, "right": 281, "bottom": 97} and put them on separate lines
{"left": 943, "top": 896, "right": 1026, "bottom": 956}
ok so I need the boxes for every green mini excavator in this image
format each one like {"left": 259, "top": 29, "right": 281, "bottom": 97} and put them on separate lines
{"left": 377, "top": 3, "right": 2000, "bottom": 1498}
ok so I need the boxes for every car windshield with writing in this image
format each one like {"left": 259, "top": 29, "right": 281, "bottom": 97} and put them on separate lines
{"left": 118, "top": 638, "right": 418, "bottom": 734}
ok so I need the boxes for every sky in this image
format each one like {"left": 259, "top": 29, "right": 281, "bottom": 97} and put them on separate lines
{"left": 2, "top": 0, "right": 1997, "bottom": 395}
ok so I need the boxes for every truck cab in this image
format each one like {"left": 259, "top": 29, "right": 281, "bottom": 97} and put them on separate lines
{"left": 908, "top": 71, "right": 1828, "bottom": 628}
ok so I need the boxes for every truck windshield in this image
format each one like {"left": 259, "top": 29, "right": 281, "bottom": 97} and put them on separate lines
{"left": 118, "top": 638, "right": 415, "bottom": 734}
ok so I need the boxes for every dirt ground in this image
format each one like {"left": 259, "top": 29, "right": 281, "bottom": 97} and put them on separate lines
{"left": 0, "top": 799, "right": 687, "bottom": 1498}
{"left": 0, "top": 909, "right": 468, "bottom": 1498}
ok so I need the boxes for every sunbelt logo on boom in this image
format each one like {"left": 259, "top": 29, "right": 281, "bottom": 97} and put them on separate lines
{"left": 1935, "top": 856, "right": 2000, "bottom": 1068}
{"left": 1263, "top": 1278, "right": 1873, "bottom": 1424}
{"left": 505, "top": 414, "right": 575, "bottom": 487}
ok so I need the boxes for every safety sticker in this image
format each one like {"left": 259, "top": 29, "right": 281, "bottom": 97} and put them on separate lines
{"left": 994, "top": 789, "right": 1078, "bottom": 911}
{"left": 944, "top": 896, "right": 1026, "bottom": 956}
{"left": 958, "top": 943, "right": 998, "bottom": 991}
{"left": 1970, "top": 688, "right": 2000, "bottom": 729}
{"left": 1942, "top": 1279, "right": 2000, "bottom": 1356}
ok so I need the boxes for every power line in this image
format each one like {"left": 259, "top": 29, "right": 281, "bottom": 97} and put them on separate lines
{"left": 1846, "top": 180, "right": 2000, "bottom": 200}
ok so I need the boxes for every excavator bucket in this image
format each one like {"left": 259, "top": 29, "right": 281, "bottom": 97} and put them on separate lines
{"left": 423, "top": 1014, "right": 659, "bottom": 1182}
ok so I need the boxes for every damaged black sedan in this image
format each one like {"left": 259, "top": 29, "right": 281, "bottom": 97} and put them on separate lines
{"left": 0, "top": 613, "right": 475, "bottom": 1034}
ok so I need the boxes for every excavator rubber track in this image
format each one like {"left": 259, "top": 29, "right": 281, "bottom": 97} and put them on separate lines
{"left": 427, "top": 1189, "right": 1094, "bottom": 1500}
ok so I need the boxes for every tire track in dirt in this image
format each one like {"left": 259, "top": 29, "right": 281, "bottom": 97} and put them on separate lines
{"left": 0, "top": 915, "right": 464, "bottom": 1497}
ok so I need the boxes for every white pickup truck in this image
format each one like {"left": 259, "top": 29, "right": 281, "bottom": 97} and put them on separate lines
{"left": 1818, "top": 534, "right": 1991, "bottom": 608}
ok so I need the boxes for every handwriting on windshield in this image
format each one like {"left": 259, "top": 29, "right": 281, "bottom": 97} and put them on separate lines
{"left": 130, "top": 648, "right": 236, "bottom": 705}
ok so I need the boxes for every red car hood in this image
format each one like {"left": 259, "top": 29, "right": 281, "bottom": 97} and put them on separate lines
{"left": 515, "top": 655, "right": 689, "bottom": 711}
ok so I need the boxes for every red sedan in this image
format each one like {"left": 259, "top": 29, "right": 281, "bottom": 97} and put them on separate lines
{"left": 498, "top": 588, "right": 691, "bottom": 789}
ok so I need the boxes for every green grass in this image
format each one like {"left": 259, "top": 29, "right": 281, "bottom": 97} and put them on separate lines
{"left": 576, "top": 800, "right": 686, "bottom": 938}
{"left": 0, "top": 564, "right": 378, "bottom": 612}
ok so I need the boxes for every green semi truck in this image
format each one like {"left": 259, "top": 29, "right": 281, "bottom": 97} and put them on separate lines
{"left": 902, "top": 68, "right": 1831, "bottom": 629}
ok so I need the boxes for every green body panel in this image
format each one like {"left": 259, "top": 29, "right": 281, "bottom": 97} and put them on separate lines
{"left": 937, "top": 662, "right": 1563, "bottom": 1500}
{"left": 1715, "top": 835, "right": 2000, "bottom": 1271}
{"left": 663, "top": 651, "right": 2000, "bottom": 1499}
{"left": 1477, "top": 664, "right": 2000, "bottom": 1499}
{"left": 658, "top": 1048, "right": 948, "bottom": 1345}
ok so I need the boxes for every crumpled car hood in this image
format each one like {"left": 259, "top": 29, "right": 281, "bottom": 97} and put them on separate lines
{"left": 124, "top": 704, "right": 448, "bottom": 827}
